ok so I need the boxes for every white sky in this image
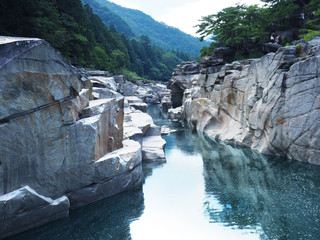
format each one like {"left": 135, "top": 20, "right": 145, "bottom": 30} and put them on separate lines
{"left": 107, "top": 0, "right": 263, "bottom": 36}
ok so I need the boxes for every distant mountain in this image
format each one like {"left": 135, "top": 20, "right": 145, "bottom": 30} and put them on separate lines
{"left": 82, "top": 0, "right": 208, "bottom": 55}
{"left": 81, "top": 0, "right": 136, "bottom": 38}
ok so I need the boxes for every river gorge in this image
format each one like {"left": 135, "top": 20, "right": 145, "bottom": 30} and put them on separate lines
{"left": 1, "top": 36, "right": 320, "bottom": 240}
{"left": 6, "top": 104, "right": 320, "bottom": 240}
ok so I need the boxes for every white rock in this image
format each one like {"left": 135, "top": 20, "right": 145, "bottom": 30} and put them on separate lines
{"left": 89, "top": 76, "right": 118, "bottom": 91}
{"left": 0, "top": 186, "right": 69, "bottom": 239}
{"left": 142, "top": 136, "right": 166, "bottom": 163}
{"left": 161, "top": 125, "right": 171, "bottom": 135}
{"left": 178, "top": 42, "right": 320, "bottom": 164}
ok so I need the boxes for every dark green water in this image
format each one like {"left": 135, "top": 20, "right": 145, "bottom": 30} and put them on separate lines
{"left": 7, "top": 105, "right": 320, "bottom": 240}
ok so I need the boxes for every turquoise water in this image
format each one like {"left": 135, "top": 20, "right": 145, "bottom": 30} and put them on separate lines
{"left": 7, "top": 105, "right": 320, "bottom": 240}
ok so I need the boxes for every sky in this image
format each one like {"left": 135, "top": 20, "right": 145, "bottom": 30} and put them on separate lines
{"left": 107, "top": 0, "right": 264, "bottom": 37}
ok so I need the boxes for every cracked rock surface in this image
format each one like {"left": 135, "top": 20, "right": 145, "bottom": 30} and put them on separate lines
{"left": 172, "top": 39, "right": 320, "bottom": 164}
{"left": 0, "top": 37, "right": 143, "bottom": 238}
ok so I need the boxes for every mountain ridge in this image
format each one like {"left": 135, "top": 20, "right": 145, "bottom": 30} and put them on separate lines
{"left": 82, "top": 0, "right": 208, "bottom": 55}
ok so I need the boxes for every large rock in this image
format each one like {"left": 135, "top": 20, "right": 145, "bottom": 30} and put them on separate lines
{"left": 68, "top": 139, "right": 142, "bottom": 209}
{"left": 0, "top": 36, "right": 143, "bottom": 238}
{"left": 175, "top": 42, "right": 320, "bottom": 165}
{"left": 168, "top": 106, "right": 184, "bottom": 121}
{"left": 142, "top": 136, "right": 166, "bottom": 163}
{"left": 126, "top": 96, "right": 148, "bottom": 112}
{"left": 92, "top": 87, "right": 122, "bottom": 100}
{"left": 88, "top": 76, "right": 118, "bottom": 91}
{"left": 123, "top": 105, "right": 166, "bottom": 163}
{"left": 0, "top": 37, "right": 83, "bottom": 122}
{"left": 0, "top": 186, "right": 69, "bottom": 239}
{"left": 169, "top": 62, "right": 199, "bottom": 107}
{"left": 123, "top": 81, "right": 138, "bottom": 96}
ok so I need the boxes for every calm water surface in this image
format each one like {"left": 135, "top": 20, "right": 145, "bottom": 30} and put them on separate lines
{"left": 8, "top": 105, "right": 320, "bottom": 240}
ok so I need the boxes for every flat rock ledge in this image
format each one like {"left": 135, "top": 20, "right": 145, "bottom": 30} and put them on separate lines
{"left": 67, "top": 139, "right": 143, "bottom": 209}
{"left": 124, "top": 97, "right": 166, "bottom": 163}
{"left": 0, "top": 186, "right": 70, "bottom": 240}
{"left": 142, "top": 136, "right": 166, "bottom": 163}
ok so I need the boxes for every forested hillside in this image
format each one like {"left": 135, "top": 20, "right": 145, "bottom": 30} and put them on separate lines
{"left": 196, "top": 0, "right": 320, "bottom": 59}
{"left": 82, "top": 0, "right": 208, "bottom": 55}
{"left": 0, "top": 0, "right": 193, "bottom": 81}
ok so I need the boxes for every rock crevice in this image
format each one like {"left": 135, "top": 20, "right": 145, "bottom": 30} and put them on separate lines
{"left": 0, "top": 36, "right": 162, "bottom": 238}
{"left": 170, "top": 38, "right": 320, "bottom": 165}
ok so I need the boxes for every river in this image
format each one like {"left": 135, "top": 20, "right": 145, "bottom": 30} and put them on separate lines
{"left": 7, "top": 104, "right": 320, "bottom": 240}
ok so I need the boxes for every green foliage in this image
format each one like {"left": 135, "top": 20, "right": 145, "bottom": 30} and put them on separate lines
{"left": 0, "top": 0, "right": 196, "bottom": 81}
{"left": 261, "top": 0, "right": 300, "bottom": 31}
{"left": 299, "top": 0, "right": 320, "bottom": 42}
{"left": 199, "top": 45, "right": 216, "bottom": 57}
{"left": 82, "top": 0, "right": 209, "bottom": 56}
{"left": 81, "top": 0, "right": 135, "bottom": 37}
{"left": 296, "top": 43, "right": 303, "bottom": 56}
{"left": 196, "top": 4, "right": 269, "bottom": 57}
{"left": 196, "top": 0, "right": 320, "bottom": 59}
{"left": 118, "top": 69, "right": 141, "bottom": 81}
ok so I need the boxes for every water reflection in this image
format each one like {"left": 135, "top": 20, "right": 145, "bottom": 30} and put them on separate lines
{"left": 7, "top": 189, "right": 144, "bottom": 240}
{"left": 191, "top": 131, "right": 320, "bottom": 240}
{"left": 6, "top": 105, "right": 320, "bottom": 240}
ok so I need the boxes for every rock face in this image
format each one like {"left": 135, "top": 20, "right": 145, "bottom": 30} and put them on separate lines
{"left": 169, "top": 61, "right": 199, "bottom": 108}
{"left": 0, "top": 186, "right": 70, "bottom": 239}
{"left": 123, "top": 80, "right": 171, "bottom": 106}
{"left": 0, "top": 36, "right": 143, "bottom": 238}
{"left": 123, "top": 99, "right": 166, "bottom": 163}
{"left": 171, "top": 38, "right": 320, "bottom": 165}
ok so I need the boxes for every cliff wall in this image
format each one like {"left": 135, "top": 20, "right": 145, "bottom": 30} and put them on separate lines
{"left": 170, "top": 38, "right": 320, "bottom": 164}
{"left": 0, "top": 36, "right": 143, "bottom": 238}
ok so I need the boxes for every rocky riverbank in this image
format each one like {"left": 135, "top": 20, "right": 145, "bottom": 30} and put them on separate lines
{"left": 0, "top": 36, "right": 168, "bottom": 239}
{"left": 169, "top": 38, "right": 320, "bottom": 165}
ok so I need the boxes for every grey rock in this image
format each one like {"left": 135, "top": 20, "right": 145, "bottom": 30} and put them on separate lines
{"left": 168, "top": 107, "right": 184, "bottom": 121}
{"left": 0, "top": 37, "right": 144, "bottom": 238}
{"left": 0, "top": 186, "right": 69, "bottom": 240}
{"left": 85, "top": 70, "right": 110, "bottom": 77}
{"left": 145, "top": 124, "right": 161, "bottom": 136}
{"left": 126, "top": 96, "right": 143, "bottom": 104}
{"left": 92, "top": 87, "right": 122, "bottom": 100}
{"left": 123, "top": 81, "right": 138, "bottom": 96}
{"left": 161, "top": 95, "right": 172, "bottom": 109}
{"left": 130, "top": 102, "right": 148, "bottom": 112}
{"left": 123, "top": 106, "right": 166, "bottom": 163}
{"left": 262, "top": 42, "right": 282, "bottom": 53}
{"left": 175, "top": 41, "right": 320, "bottom": 164}
{"left": 308, "top": 36, "right": 320, "bottom": 47}
{"left": 124, "top": 111, "right": 154, "bottom": 135}
{"left": 89, "top": 76, "right": 118, "bottom": 91}
{"left": 161, "top": 125, "right": 171, "bottom": 135}
{"left": 0, "top": 37, "right": 82, "bottom": 122}
{"left": 142, "top": 136, "right": 166, "bottom": 163}
{"left": 68, "top": 139, "right": 142, "bottom": 208}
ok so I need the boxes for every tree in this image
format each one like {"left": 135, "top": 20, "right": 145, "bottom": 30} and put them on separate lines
{"left": 0, "top": 0, "right": 186, "bottom": 81}
{"left": 300, "top": 0, "right": 320, "bottom": 41}
{"left": 196, "top": 5, "right": 269, "bottom": 56}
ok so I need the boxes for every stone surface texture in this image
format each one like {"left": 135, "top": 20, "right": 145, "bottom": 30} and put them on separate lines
{"left": 0, "top": 37, "right": 143, "bottom": 238}
{"left": 123, "top": 98, "right": 166, "bottom": 163}
{"left": 171, "top": 38, "right": 320, "bottom": 165}
{"left": 0, "top": 186, "right": 69, "bottom": 239}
